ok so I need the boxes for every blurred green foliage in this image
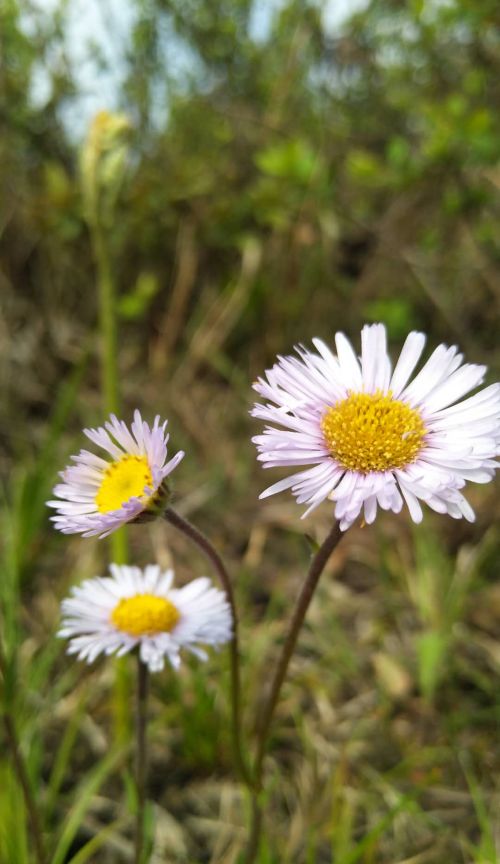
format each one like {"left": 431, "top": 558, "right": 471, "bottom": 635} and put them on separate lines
{"left": 2, "top": 0, "right": 500, "bottom": 436}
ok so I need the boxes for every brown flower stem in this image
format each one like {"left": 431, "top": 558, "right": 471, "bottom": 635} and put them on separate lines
{"left": 163, "top": 508, "right": 252, "bottom": 788}
{"left": 134, "top": 656, "right": 149, "bottom": 864}
{"left": 244, "top": 521, "right": 343, "bottom": 863}
{"left": 0, "top": 647, "right": 46, "bottom": 864}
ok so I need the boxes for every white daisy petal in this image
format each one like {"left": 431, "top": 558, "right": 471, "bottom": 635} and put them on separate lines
{"left": 252, "top": 323, "right": 500, "bottom": 529}
{"left": 59, "top": 565, "right": 233, "bottom": 674}
{"left": 48, "top": 412, "right": 184, "bottom": 538}
{"left": 400, "top": 345, "right": 460, "bottom": 405}
{"left": 389, "top": 331, "right": 426, "bottom": 397}
{"left": 335, "top": 332, "right": 363, "bottom": 390}
{"left": 361, "top": 323, "right": 391, "bottom": 393}
{"left": 420, "top": 363, "right": 486, "bottom": 413}
{"left": 364, "top": 495, "right": 378, "bottom": 524}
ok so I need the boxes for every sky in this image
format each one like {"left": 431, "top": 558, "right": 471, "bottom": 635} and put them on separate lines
{"left": 27, "top": 0, "right": 369, "bottom": 140}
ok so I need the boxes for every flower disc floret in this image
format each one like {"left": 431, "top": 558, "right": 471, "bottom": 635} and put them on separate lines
{"left": 252, "top": 322, "right": 500, "bottom": 530}
{"left": 111, "top": 594, "right": 180, "bottom": 636}
{"left": 321, "top": 391, "right": 426, "bottom": 473}
{"left": 96, "top": 455, "right": 153, "bottom": 513}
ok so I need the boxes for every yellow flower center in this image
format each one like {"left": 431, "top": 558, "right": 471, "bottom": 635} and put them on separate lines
{"left": 320, "top": 391, "right": 426, "bottom": 473}
{"left": 111, "top": 594, "right": 180, "bottom": 636}
{"left": 95, "top": 455, "right": 153, "bottom": 513}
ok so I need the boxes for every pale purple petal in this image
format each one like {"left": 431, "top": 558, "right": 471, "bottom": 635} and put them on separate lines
{"left": 252, "top": 323, "right": 500, "bottom": 529}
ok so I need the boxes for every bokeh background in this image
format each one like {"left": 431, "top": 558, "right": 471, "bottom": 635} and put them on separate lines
{"left": 1, "top": 0, "right": 500, "bottom": 861}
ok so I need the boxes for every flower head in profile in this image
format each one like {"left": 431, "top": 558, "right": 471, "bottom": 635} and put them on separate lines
{"left": 252, "top": 323, "right": 500, "bottom": 530}
{"left": 58, "top": 564, "right": 233, "bottom": 672}
{"left": 48, "top": 411, "right": 184, "bottom": 538}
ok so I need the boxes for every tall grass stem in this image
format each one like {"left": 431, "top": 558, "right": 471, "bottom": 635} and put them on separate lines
{"left": 94, "top": 226, "right": 119, "bottom": 416}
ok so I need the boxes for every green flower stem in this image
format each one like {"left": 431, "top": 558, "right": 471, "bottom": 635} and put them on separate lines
{"left": 134, "top": 656, "right": 149, "bottom": 864}
{"left": 163, "top": 508, "right": 252, "bottom": 788}
{"left": 245, "top": 520, "right": 343, "bottom": 863}
{"left": 0, "top": 647, "right": 46, "bottom": 864}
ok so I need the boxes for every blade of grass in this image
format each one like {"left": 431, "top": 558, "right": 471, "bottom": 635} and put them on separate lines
{"left": 45, "top": 692, "right": 88, "bottom": 821}
{"left": 340, "top": 796, "right": 415, "bottom": 864}
{"left": 66, "top": 818, "right": 128, "bottom": 864}
{"left": 0, "top": 764, "right": 30, "bottom": 864}
{"left": 50, "top": 746, "right": 126, "bottom": 864}
{"left": 463, "top": 767, "right": 497, "bottom": 863}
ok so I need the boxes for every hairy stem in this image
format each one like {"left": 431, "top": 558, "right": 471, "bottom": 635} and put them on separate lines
{"left": 245, "top": 521, "right": 343, "bottom": 862}
{"left": 163, "top": 508, "right": 252, "bottom": 787}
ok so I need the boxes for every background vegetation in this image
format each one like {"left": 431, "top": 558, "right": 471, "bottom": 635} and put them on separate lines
{"left": 1, "top": 0, "right": 500, "bottom": 861}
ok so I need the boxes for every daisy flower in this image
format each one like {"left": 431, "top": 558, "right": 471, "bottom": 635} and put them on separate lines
{"left": 58, "top": 564, "right": 233, "bottom": 672}
{"left": 252, "top": 323, "right": 500, "bottom": 530}
{"left": 48, "top": 411, "right": 184, "bottom": 538}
